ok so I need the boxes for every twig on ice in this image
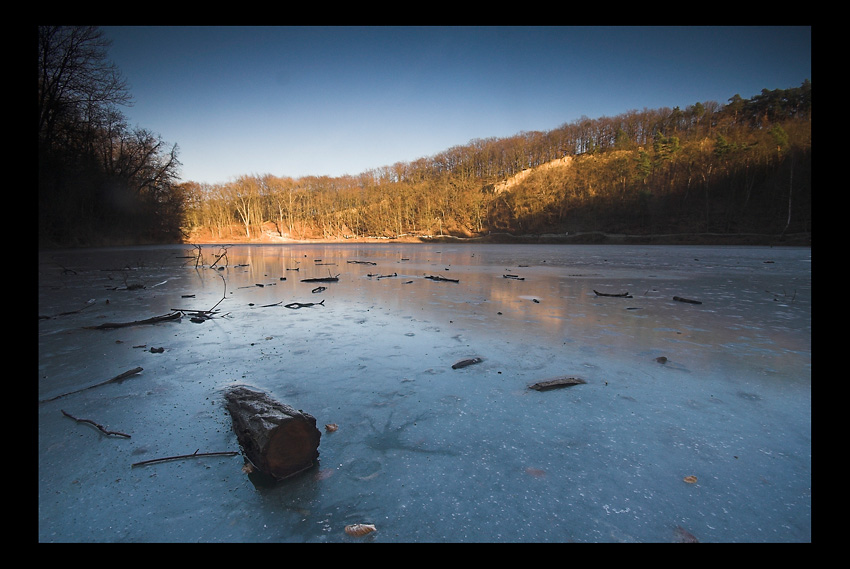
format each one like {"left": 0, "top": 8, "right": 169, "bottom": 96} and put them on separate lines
{"left": 61, "top": 409, "right": 131, "bottom": 438}
{"left": 131, "top": 449, "right": 238, "bottom": 467}
{"left": 209, "top": 246, "right": 231, "bottom": 269}
{"left": 39, "top": 367, "right": 144, "bottom": 403}
{"left": 173, "top": 273, "right": 228, "bottom": 321}
{"left": 39, "top": 298, "right": 98, "bottom": 320}
{"left": 83, "top": 312, "right": 181, "bottom": 329}
{"left": 208, "top": 273, "right": 227, "bottom": 312}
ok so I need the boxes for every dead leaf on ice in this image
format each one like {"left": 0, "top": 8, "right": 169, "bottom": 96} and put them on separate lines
{"left": 683, "top": 475, "right": 698, "bottom": 484}
{"left": 345, "top": 523, "right": 377, "bottom": 537}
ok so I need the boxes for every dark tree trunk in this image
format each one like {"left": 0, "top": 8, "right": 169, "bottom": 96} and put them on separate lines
{"left": 224, "top": 386, "right": 321, "bottom": 480}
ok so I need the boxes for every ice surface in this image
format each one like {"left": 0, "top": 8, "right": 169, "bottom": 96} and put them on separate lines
{"left": 38, "top": 243, "right": 811, "bottom": 542}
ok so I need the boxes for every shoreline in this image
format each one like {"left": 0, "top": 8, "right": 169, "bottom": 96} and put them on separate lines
{"left": 186, "top": 230, "right": 812, "bottom": 247}
{"left": 38, "top": 231, "right": 811, "bottom": 250}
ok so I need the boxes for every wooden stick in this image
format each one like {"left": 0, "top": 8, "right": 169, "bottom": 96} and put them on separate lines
{"left": 39, "top": 367, "right": 144, "bottom": 403}
{"left": 209, "top": 246, "right": 231, "bottom": 269}
{"left": 61, "top": 409, "right": 131, "bottom": 438}
{"left": 207, "top": 273, "right": 227, "bottom": 312}
{"left": 131, "top": 449, "right": 238, "bottom": 468}
{"left": 174, "top": 274, "right": 228, "bottom": 319}
{"left": 193, "top": 244, "right": 202, "bottom": 268}
{"left": 39, "top": 299, "right": 98, "bottom": 320}
{"left": 83, "top": 312, "right": 181, "bottom": 330}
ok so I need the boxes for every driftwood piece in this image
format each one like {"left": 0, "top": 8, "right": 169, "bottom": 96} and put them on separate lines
{"left": 528, "top": 376, "right": 587, "bottom": 391}
{"left": 284, "top": 300, "right": 325, "bottom": 309}
{"left": 224, "top": 386, "right": 321, "bottom": 481}
{"left": 673, "top": 296, "right": 702, "bottom": 304}
{"left": 594, "top": 290, "right": 632, "bottom": 298}
{"left": 83, "top": 311, "right": 181, "bottom": 330}
{"left": 39, "top": 367, "right": 144, "bottom": 403}
{"left": 452, "top": 357, "right": 483, "bottom": 369}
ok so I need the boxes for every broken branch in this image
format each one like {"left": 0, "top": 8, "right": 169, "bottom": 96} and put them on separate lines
{"left": 131, "top": 449, "right": 239, "bottom": 468}
{"left": 40, "top": 367, "right": 144, "bottom": 403}
{"left": 61, "top": 409, "right": 131, "bottom": 438}
{"left": 172, "top": 273, "right": 228, "bottom": 321}
{"left": 39, "top": 299, "right": 98, "bottom": 320}
{"left": 83, "top": 312, "right": 181, "bottom": 330}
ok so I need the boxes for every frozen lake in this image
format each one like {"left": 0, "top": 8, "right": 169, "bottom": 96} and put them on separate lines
{"left": 38, "top": 243, "right": 811, "bottom": 542}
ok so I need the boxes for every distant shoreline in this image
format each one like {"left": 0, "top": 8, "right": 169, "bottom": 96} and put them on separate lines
{"left": 39, "top": 231, "right": 811, "bottom": 250}
{"left": 187, "top": 231, "right": 811, "bottom": 247}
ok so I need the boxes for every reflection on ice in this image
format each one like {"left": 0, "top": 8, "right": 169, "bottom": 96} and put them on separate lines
{"left": 39, "top": 244, "right": 811, "bottom": 542}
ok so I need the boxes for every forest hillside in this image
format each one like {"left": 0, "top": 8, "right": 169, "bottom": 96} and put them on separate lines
{"left": 181, "top": 81, "right": 811, "bottom": 246}
{"left": 38, "top": 26, "right": 810, "bottom": 248}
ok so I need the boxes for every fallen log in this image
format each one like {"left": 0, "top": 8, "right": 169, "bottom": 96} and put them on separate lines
{"left": 528, "top": 376, "right": 587, "bottom": 391}
{"left": 224, "top": 386, "right": 321, "bottom": 481}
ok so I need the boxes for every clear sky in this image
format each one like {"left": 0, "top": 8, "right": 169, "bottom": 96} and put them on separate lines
{"left": 100, "top": 26, "right": 811, "bottom": 186}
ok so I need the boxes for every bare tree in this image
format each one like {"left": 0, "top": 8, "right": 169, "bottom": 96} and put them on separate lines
{"left": 38, "top": 26, "right": 132, "bottom": 152}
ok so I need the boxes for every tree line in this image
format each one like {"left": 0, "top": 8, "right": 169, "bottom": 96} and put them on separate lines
{"left": 181, "top": 80, "right": 810, "bottom": 242}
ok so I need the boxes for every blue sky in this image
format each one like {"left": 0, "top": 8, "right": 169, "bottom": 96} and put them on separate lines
{"left": 101, "top": 26, "right": 811, "bottom": 186}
